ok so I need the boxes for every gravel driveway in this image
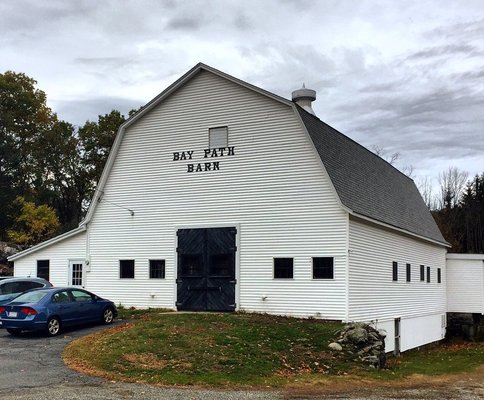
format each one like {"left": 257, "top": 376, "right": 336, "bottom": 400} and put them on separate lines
{"left": 0, "top": 321, "right": 482, "bottom": 400}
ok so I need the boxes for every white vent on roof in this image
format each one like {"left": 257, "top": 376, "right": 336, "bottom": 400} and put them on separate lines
{"left": 292, "top": 84, "right": 316, "bottom": 115}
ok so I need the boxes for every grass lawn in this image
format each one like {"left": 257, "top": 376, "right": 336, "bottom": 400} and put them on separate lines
{"left": 63, "top": 311, "right": 484, "bottom": 388}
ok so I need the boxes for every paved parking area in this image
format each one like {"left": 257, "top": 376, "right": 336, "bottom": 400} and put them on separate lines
{"left": 0, "top": 322, "right": 278, "bottom": 399}
{"left": 0, "top": 322, "right": 483, "bottom": 399}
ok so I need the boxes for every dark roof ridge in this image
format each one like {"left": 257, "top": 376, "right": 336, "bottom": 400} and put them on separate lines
{"left": 295, "top": 104, "right": 415, "bottom": 183}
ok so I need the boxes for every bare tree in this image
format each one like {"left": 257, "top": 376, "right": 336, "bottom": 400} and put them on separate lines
{"left": 438, "top": 166, "right": 469, "bottom": 209}
{"left": 416, "top": 176, "right": 437, "bottom": 210}
{"left": 371, "top": 145, "right": 414, "bottom": 178}
{"left": 371, "top": 145, "right": 400, "bottom": 165}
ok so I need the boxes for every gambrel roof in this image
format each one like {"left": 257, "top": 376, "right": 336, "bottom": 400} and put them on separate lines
{"left": 297, "top": 107, "right": 446, "bottom": 245}
{"left": 9, "top": 63, "right": 447, "bottom": 262}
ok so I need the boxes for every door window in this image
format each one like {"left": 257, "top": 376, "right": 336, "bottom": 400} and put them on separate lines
{"left": 52, "top": 291, "right": 71, "bottom": 304}
{"left": 71, "top": 263, "right": 83, "bottom": 286}
{"left": 71, "top": 290, "right": 93, "bottom": 302}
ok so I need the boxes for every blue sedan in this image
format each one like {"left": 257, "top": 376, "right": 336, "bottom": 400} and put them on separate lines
{"left": 0, "top": 288, "right": 117, "bottom": 336}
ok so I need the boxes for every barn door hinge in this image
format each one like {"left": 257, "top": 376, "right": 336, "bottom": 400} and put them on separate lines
{"left": 176, "top": 302, "right": 183, "bottom": 306}
{"left": 229, "top": 303, "right": 236, "bottom": 308}
{"left": 229, "top": 279, "right": 237, "bottom": 284}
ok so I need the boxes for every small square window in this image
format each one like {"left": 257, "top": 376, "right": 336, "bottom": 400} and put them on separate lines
{"left": 426, "top": 266, "right": 431, "bottom": 283}
{"left": 420, "top": 265, "right": 425, "bottom": 281}
{"left": 274, "top": 258, "right": 293, "bottom": 279}
{"left": 149, "top": 260, "right": 165, "bottom": 279}
{"left": 313, "top": 257, "right": 334, "bottom": 279}
{"left": 209, "top": 126, "right": 228, "bottom": 148}
{"left": 392, "top": 261, "right": 398, "bottom": 281}
{"left": 437, "top": 268, "right": 441, "bottom": 283}
{"left": 120, "top": 260, "right": 135, "bottom": 279}
{"left": 37, "top": 260, "right": 50, "bottom": 281}
{"left": 406, "top": 263, "right": 411, "bottom": 282}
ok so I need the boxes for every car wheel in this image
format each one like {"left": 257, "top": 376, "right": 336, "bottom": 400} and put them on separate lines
{"left": 6, "top": 328, "right": 21, "bottom": 336}
{"left": 46, "top": 317, "right": 61, "bottom": 336}
{"left": 102, "top": 307, "right": 114, "bottom": 324}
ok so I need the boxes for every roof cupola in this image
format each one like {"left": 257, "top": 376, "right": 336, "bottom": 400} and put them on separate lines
{"left": 291, "top": 84, "right": 316, "bottom": 115}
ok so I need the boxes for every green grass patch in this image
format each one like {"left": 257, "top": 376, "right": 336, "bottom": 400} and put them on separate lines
{"left": 368, "top": 341, "right": 484, "bottom": 380}
{"left": 63, "top": 311, "right": 484, "bottom": 387}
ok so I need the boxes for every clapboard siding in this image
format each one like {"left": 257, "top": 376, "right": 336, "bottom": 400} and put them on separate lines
{"left": 348, "top": 217, "right": 447, "bottom": 321}
{"left": 87, "top": 70, "right": 348, "bottom": 318}
{"left": 447, "top": 255, "right": 484, "bottom": 313}
{"left": 13, "top": 231, "right": 86, "bottom": 287}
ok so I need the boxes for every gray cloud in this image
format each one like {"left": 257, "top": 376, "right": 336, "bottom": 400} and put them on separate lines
{"left": 407, "top": 44, "right": 483, "bottom": 60}
{"left": 53, "top": 96, "right": 143, "bottom": 127}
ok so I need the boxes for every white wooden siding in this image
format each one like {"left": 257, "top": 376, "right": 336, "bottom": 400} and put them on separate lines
{"left": 446, "top": 255, "right": 484, "bottom": 313}
{"left": 86, "top": 70, "right": 348, "bottom": 318}
{"left": 13, "top": 231, "right": 86, "bottom": 287}
{"left": 348, "top": 217, "right": 447, "bottom": 321}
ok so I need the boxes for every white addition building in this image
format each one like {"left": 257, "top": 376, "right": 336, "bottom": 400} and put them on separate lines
{"left": 10, "top": 63, "right": 450, "bottom": 353}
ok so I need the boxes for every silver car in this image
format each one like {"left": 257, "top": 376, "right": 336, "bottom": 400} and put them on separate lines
{"left": 0, "top": 277, "right": 53, "bottom": 305}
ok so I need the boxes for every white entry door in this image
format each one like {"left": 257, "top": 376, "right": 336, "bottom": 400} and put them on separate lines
{"left": 69, "top": 261, "right": 85, "bottom": 287}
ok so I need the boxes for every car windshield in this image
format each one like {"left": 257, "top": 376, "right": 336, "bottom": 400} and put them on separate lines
{"left": 10, "top": 291, "right": 49, "bottom": 304}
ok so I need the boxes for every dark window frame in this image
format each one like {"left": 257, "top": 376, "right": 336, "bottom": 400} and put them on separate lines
{"left": 406, "top": 263, "right": 411, "bottom": 282}
{"left": 119, "top": 259, "right": 135, "bottom": 279}
{"left": 274, "top": 258, "right": 294, "bottom": 279}
{"left": 37, "top": 260, "right": 50, "bottom": 281}
{"left": 426, "top": 266, "right": 431, "bottom": 283}
{"left": 149, "top": 259, "right": 166, "bottom": 279}
{"left": 437, "top": 268, "right": 441, "bottom": 283}
{"left": 392, "top": 261, "right": 398, "bottom": 281}
{"left": 420, "top": 265, "right": 425, "bottom": 281}
{"left": 313, "top": 257, "right": 334, "bottom": 279}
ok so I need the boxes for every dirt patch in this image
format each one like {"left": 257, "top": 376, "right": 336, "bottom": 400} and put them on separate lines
{"left": 123, "top": 353, "right": 192, "bottom": 370}
{"left": 282, "top": 365, "right": 484, "bottom": 399}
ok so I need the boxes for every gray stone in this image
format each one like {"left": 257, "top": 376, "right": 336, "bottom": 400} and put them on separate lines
{"left": 328, "top": 342, "right": 343, "bottom": 351}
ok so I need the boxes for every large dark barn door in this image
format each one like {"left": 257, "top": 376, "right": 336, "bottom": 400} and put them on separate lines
{"left": 176, "top": 227, "right": 236, "bottom": 311}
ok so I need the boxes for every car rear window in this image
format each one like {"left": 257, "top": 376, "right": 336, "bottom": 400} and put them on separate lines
{"left": 0, "top": 281, "right": 45, "bottom": 294}
{"left": 10, "top": 291, "right": 49, "bottom": 304}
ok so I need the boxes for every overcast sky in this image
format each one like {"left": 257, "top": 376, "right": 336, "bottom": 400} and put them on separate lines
{"left": 1, "top": 0, "right": 483, "bottom": 191}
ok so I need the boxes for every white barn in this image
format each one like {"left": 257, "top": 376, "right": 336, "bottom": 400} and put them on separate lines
{"left": 9, "top": 63, "right": 449, "bottom": 353}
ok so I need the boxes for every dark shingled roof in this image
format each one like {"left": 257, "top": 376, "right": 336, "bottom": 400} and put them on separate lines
{"left": 297, "top": 106, "right": 446, "bottom": 245}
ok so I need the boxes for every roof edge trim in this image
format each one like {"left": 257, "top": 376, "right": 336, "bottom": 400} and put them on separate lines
{"left": 7, "top": 226, "right": 86, "bottom": 261}
{"left": 446, "top": 253, "right": 484, "bottom": 260}
{"left": 349, "top": 212, "right": 450, "bottom": 248}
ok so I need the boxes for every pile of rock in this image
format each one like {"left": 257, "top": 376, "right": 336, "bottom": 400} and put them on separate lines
{"left": 328, "top": 322, "right": 386, "bottom": 368}
{"left": 0, "top": 242, "right": 19, "bottom": 276}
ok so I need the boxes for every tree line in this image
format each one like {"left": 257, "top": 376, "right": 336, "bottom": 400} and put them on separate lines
{"left": 1, "top": 71, "right": 483, "bottom": 254}
{"left": 0, "top": 71, "right": 132, "bottom": 246}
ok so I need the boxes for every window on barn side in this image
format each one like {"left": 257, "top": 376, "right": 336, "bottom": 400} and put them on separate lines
{"left": 120, "top": 260, "right": 135, "bottom": 279}
{"left": 149, "top": 260, "right": 165, "bottom": 279}
{"left": 37, "top": 260, "right": 50, "bottom": 281}
{"left": 274, "top": 258, "right": 293, "bottom": 279}
{"left": 313, "top": 257, "right": 334, "bottom": 279}
{"left": 437, "top": 268, "right": 441, "bottom": 283}
{"left": 209, "top": 126, "right": 228, "bottom": 148}
{"left": 392, "top": 261, "right": 398, "bottom": 281}
{"left": 406, "top": 263, "right": 411, "bottom": 282}
{"left": 426, "top": 266, "right": 431, "bottom": 283}
{"left": 420, "top": 265, "right": 425, "bottom": 281}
